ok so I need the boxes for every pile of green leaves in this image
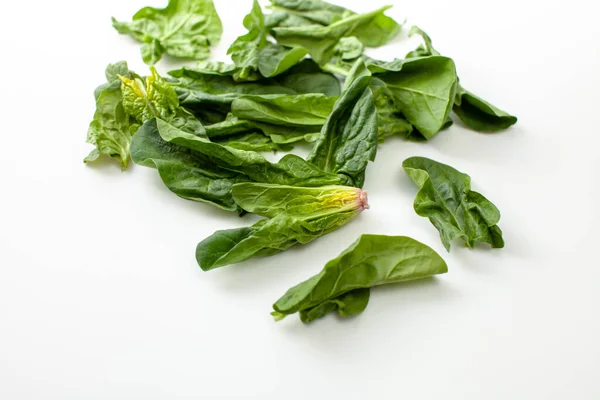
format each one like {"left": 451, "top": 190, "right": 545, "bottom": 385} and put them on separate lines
{"left": 86, "top": 0, "right": 517, "bottom": 324}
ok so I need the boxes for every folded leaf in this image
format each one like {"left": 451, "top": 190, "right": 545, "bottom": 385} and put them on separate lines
{"left": 269, "top": 0, "right": 400, "bottom": 47}
{"left": 272, "top": 6, "right": 397, "bottom": 64}
{"left": 407, "top": 26, "right": 517, "bottom": 132}
{"left": 374, "top": 56, "right": 458, "bottom": 139}
{"left": 112, "top": 0, "right": 222, "bottom": 64}
{"left": 453, "top": 86, "right": 518, "bottom": 132}
{"left": 403, "top": 156, "right": 504, "bottom": 251}
{"left": 307, "top": 61, "right": 378, "bottom": 188}
{"left": 196, "top": 183, "right": 368, "bottom": 270}
{"left": 272, "top": 234, "right": 448, "bottom": 322}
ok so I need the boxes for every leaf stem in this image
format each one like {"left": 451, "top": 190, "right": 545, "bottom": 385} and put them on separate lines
{"left": 321, "top": 63, "right": 349, "bottom": 77}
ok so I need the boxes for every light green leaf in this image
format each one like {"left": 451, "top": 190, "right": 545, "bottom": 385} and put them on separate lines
{"left": 258, "top": 44, "right": 307, "bottom": 78}
{"left": 196, "top": 183, "right": 367, "bottom": 270}
{"left": 112, "top": 0, "right": 222, "bottom": 64}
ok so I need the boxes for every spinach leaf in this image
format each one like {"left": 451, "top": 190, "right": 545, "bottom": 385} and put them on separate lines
{"left": 231, "top": 183, "right": 368, "bottom": 218}
{"left": 453, "top": 86, "right": 518, "bottom": 132}
{"left": 269, "top": 0, "right": 400, "bottom": 47}
{"left": 227, "top": 0, "right": 268, "bottom": 81}
{"left": 213, "top": 132, "right": 290, "bottom": 152}
{"left": 120, "top": 66, "right": 204, "bottom": 136}
{"left": 131, "top": 119, "right": 247, "bottom": 211}
{"left": 85, "top": 86, "right": 135, "bottom": 170}
{"left": 170, "top": 59, "right": 341, "bottom": 111}
{"left": 112, "top": 0, "right": 222, "bottom": 65}
{"left": 130, "top": 118, "right": 343, "bottom": 210}
{"left": 374, "top": 56, "right": 458, "bottom": 139}
{"left": 407, "top": 26, "right": 517, "bottom": 132}
{"left": 85, "top": 62, "right": 139, "bottom": 169}
{"left": 403, "top": 156, "right": 504, "bottom": 251}
{"left": 307, "top": 61, "right": 378, "bottom": 188}
{"left": 272, "top": 6, "right": 397, "bottom": 64}
{"left": 271, "top": 234, "right": 448, "bottom": 322}
{"left": 257, "top": 43, "right": 307, "bottom": 78}
{"left": 231, "top": 94, "right": 336, "bottom": 126}
{"left": 196, "top": 183, "right": 368, "bottom": 270}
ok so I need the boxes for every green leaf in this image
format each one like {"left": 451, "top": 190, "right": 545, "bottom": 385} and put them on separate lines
{"left": 130, "top": 119, "right": 247, "bottom": 211}
{"left": 298, "top": 288, "right": 370, "bottom": 323}
{"left": 196, "top": 183, "right": 368, "bottom": 270}
{"left": 307, "top": 61, "right": 378, "bottom": 188}
{"left": 403, "top": 156, "right": 504, "bottom": 251}
{"left": 258, "top": 44, "right": 308, "bottom": 78}
{"left": 231, "top": 183, "right": 368, "bottom": 218}
{"left": 213, "top": 132, "right": 289, "bottom": 152}
{"left": 453, "top": 85, "right": 517, "bottom": 132}
{"left": 85, "top": 90, "right": 133, "bottom": 170}
{"left": 227, "top": 0, "right": 268, "bottom": 81}
{"left": 269, "top": 0, "right": 400, "bottom": 47}
{"left": 405, "top": 26, "right": 440, "bottom": 58}
{"left": 272, "top": 6, "right": 396, "bottom": 64}
{"left": 85, "top": 62, "right": 137, "bottom": 169}
{"left": 130, "top": 118, "right": 343, "bottom": 210}
{"left": 231, "top": 94, "right": 336, "bottom": 126}
{"left": 272, "top": 234, "right": 448, "bottom": 322}
{"left": 170, "top": 59, "right": 341, "bottom": 111}
{"left": 406, "top": 27, "right": 517, "bottom": 132}
{"left": 120, "top": 66, "right": 205, "bottom": 136}
{"left": 375, "top": 56, "right": 458, "bottom": 139}
{"left": 112, "top": 0, "right": 222, "bottom": 64}
{"left": 332, "top": 36, "right": 364, "bottom": 61}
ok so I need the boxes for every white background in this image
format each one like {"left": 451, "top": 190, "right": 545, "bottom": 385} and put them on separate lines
{"left": 1, "top": 0, "right": 599, "bottom": 398}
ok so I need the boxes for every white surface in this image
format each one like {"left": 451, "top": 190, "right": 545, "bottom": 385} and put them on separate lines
{"left": 1, "top": 0, "right": 599, "bottom": 398}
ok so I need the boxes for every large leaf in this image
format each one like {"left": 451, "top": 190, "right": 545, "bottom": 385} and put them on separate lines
{"left": 407, "top": 27, "right": 517, "bottom": 133}
{"left": 196, "top": 183, "right": 367, "bottom": 270}
{"left": 307, "top": 61, "right": 378, "bottom": 188}
{"left": 272, "top": 234, "right": 448, "bottom": 322}
{"left": 170, "top": 59, "right": 341, "bottom": 110}
{"left": 272, "top": 6, "right": 396, "bottom": 64}
{"left": 403, "top": 156, "right": 504, "bottom": 251}
{"left": 375, "top": 56, "right": 458, "bottom": 139}
{"left": 112, "top": 0, "right": 222, "bottom": 64}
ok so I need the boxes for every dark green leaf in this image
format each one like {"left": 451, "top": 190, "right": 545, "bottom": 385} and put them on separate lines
{"left": 112, "top": 0, "right": 222, "bottom": 64}
{"left": 307, "top": 61, "right": 378, "bottom": 188}
{"left": 453, "top": 86, "right": 517, "bottom": 132}
{"left": 272, "top": 234, "right": 448, "bottom": 322}
{"left": 403, "top": 156, "right": 504, "bottom": 251}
